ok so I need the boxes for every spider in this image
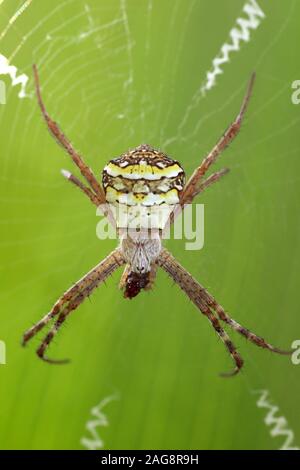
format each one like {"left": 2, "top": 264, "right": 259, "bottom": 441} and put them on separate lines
{"left": 22, "top": 65, "right": 291, "bottom": 376}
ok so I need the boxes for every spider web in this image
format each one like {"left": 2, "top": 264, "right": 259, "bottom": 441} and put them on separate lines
{"left": 0, "top": 0, "right": 299, "bottom": 450}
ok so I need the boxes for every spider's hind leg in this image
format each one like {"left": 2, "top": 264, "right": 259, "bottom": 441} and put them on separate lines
{"left": 23, "top": 249, "right": 125, "bottom": 362}
{"left": 202, "top": 304, "right": 244, "bottom": 377}
{"left": 157, "top": 249, "right": 244, "bottom": 377}
{"left": 211, "top": 300, "right": 292, "bottom": 356}
{"left": 192, "top": 281, "right": 292, "bottom": 355}
{"left": 36, "top": 289, "right": 91, "bottom": 364}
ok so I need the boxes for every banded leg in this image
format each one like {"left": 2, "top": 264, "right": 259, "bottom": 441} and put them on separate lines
{"left": 180, "top": 73, "right": 255, "bottom": 205}
{"left": 157, "top": 248, "right": 291, "bottom": 374}
{"left": 208, "top": 297, "right": 291, "bottom": 355}
{"left": 191, "top": 278, "right": 291, "bottom": 355}
{"left": 157, "top": 249, "right": 243, "bottom": 376}
{"left": 37, "top": 274, "right": 106, "bottom": 363}
{"left": 202, "top": 305, "right": 243, "bottom": 377}
{"left": 22, "top": 249, "right": 125, "bottom": 351}
{"left": 33, "top": 64, "right": 106, "bottom": 203}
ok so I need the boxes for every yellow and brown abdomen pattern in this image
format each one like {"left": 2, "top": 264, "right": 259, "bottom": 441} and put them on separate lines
{"left": 102, "top": 144, "right": 185, "bottom": 229}
{"left": 102, "top": 144, "right": 185, "bottom": 206}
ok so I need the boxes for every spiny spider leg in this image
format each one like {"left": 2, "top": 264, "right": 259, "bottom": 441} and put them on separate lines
{"left": 163, "top": 74, "right": 255, "bottom": 233}
{"left": 187, "top": 274, "right": 292, "bottom": 355}
{"left": 37, "top": 276, "right": 103, "bottom": 364}
{"left": 33, "top": 64, "right": 106, "bottom": 204}
{"left": 180, "top": 73, "right": 256, "bottom": 206}
{"left": 199, "top": 289, "right": 292, "bottom": 355}
{"left": 22, "top": 249, "right": 125, "bottom": 355}
{"left": 157, "top": 249, "right": 243, "bottom": 376}
{"left": 157, "top": 248, "right": 291, "bottom": 376}
{"left": 22, "top": 268, "right": 97, "bottom": 345}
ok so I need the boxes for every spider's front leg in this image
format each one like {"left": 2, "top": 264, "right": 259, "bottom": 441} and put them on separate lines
{"left": 180, "top": 73, "right": 255, "bottom": 207}
{"left": 33, "top": 64, "right": 106, "bottom": 205}
{"left": 22, "top": 248, "right": 125, "bottom": 363}
{"left": 60, "top": 169, "right": 101, "bottom": 207}
{"left": 60, "top": 169, "right": 116, "bottom": 227}
{"left": 163, "top": 74, "right": 255, "bottom": 233}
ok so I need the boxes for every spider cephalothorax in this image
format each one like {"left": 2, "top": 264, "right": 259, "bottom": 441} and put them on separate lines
{"left": 22, "top": 66, "right": 291, "bottom": 376}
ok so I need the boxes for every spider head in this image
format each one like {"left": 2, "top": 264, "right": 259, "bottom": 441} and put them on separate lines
{"left": 102, "top": 144, "right": 185, "bottom": 230}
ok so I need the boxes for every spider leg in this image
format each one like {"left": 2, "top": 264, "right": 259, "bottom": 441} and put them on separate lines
{"left": 33, "top": 64, "right": 106, "bottom": 204}
{"left": 61, "top": 169, "right": 102, "bottom": 207}
{"left": 157, "top": 249, "right": 243, "bottom": 377}
{"left": 36, "top": 277, "right": 100, "bottom": 364}
{"left": 180, "top": 73, "right": 255, "bottom": 205}
{"left": 163, "top": 168, "right": 230, "bottom": 233}
{"left": 61, "top": 169, "right": 116, "bottom": 226}
{"left": 22, "top": 249, "right": 124, "bottom": 352}
{"left": 203, "top": 292, "right": 292, "bottom": 355}
{"left": 204, "top": 307, "right": 243, "bottom": 377}
{"left": 190, "top": 168, "right": 229, "bottom": 199}
{"left": 22, "top": 285, "right": 82, "bottom": 346}
{"left": 157, "top": 248, "right": 291, "bottom": 370}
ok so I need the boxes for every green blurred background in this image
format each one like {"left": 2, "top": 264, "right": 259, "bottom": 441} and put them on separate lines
{"left": 0, "top": 0, "right": 299, "bottom": 450}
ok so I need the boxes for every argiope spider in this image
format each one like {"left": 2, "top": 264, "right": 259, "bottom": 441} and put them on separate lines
{"left": 22, "top": 65, "right": 291, "bottom": 376}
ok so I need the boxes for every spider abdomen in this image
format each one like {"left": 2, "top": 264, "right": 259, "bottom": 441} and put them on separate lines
{"left": 102, "top": 144, "right": 185, "bottom": 229}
